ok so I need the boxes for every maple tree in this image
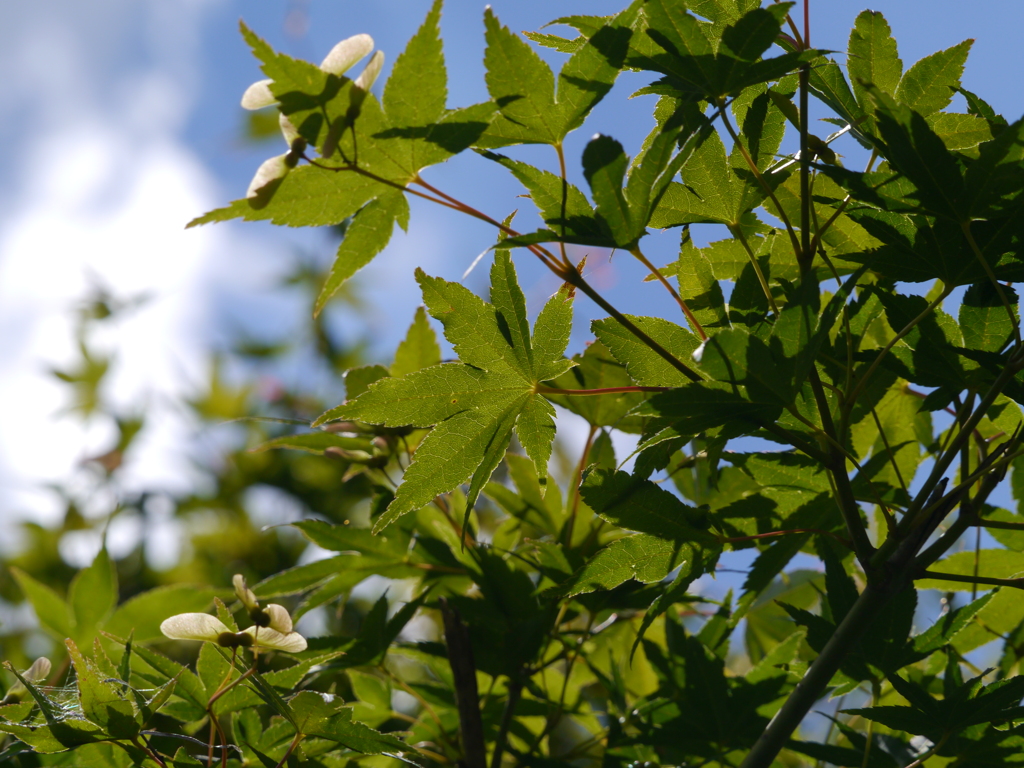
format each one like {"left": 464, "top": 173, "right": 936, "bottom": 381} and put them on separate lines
{"left": 6, "top": 1, "right": 1024, "bottom": 767}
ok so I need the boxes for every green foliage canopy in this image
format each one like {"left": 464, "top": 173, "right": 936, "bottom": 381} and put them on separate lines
{"left": 6, "top": 2, "right": 1024, "bottom": 768}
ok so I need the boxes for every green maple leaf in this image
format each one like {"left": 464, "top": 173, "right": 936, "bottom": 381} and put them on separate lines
{"left": 635, "top": 1, "right": 819, "bottom": 101}
{"left": 477, "top": 3, "right": 637, "bottom": 149}
{"left": 650, "top": 82, "right": 792, "bottom": 231}
{"left": 188, "top": 4, "right": 496, "bottom": 310}
{"left": 315, "top": 251, "right": 574, "bottom": 532}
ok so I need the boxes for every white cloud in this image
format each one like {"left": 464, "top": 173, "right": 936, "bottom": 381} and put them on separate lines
{"left": 0, "top": 0, "right": 262, "bottom": 522}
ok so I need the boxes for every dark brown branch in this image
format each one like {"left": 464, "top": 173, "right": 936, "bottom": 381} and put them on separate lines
{"left": 440, "top": 599, "right": 486, "bottom": 768}
{"left": 490, "top": 676, "right": 523, "bottom": 768}
{"left": 915, "top": 570, "right": 1024, "bottom": 591}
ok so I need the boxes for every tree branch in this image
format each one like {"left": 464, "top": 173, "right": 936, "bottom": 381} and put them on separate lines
{"left": 915, "top": 570, "right": 1024, "bottom": 591}
{"left": 441, "top": 599, "right": 487, "bottom": 768}
{"left": 739, "top": 583, "right": 893, "bottom": 768}
{"left": 561, "top": 269, "right": 702, "bottom": 383}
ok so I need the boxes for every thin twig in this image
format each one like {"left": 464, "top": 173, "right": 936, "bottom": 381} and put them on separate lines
{"left": 815, "top": 694, "right": 847, "bottom": 768}
{"left": 895, "top": 359, "right": 1023, "bottom": 542}
{"left": 130, "top": 735, "right": 167, "bottom": 768}
{"left": 799, "top": 29, "right": 812, "bottom": 271}
{"left": 870, "top": 405, "right": 909, "bottom": 495}
{"left": 959, "top": 391, "right": 980, "bottom": 600}
{"left": 861, "top": 679, "right": 879, "bottom": 768}
{"left": 808, "top": 364, "right": 877, "bottom": 566}
{"left": 272, "top": 734, "right": 303, "bottom": 768}
{"left": 718, "top": 106, "right": 802, "bottom": 260}
{"left": 914, "top": 435, "right": 1022, "bottom": 570}
{"left": 807, "top": 144, "right": 877, "bottom": 257}
{"left": 317, "top": 157, "right": 706, "bottom": 384}
{"left": 975, "top": 516, "right": 1024, "bottom": 532}
{"left": 537, "top": 385, "right": 671, "bottom": 396}
{"left": 305, "top": 156, "right": 458, "bottom": 211}
{"left": 729, "top": 224, "right": 780, "bottom": 315}
{"left": 720, "top": 528, "right": 851, "bottom": 547}
{"left": 773, "top": 0, "right": 804, "bottom": 48}
{"left": 413, "top": 176, "right": 564, "bottom": 268}
{"left": 631, "top": 245, "right": 707, "bottom": 339}
{"left": 739, "top": 584, "right": 891, "bottom": 768}
{"left": 561, "top": 268, "right": 703, "bottom": 382}
{"left": 555, "top": 143, "right": 571, "bottom": 266}
{"left": 433, "top": 494, "right": 474, "bottom": 544}
{"left": 843, "top": 284, "right": 953, "bottom": 419}
{"left": 903, "top": 733, "right": 949, "bottom": 768}
{"left": 383, "top": 666, "right": 451, "bottom": 739}
{"left": 564, "top": 424, "right": 598, "bottom": 547}
{"left": 916, "top": 570, "right": 1024, "bottom": 590}
{"left": 414, "top": 176, "right": 702, "bottom": 382}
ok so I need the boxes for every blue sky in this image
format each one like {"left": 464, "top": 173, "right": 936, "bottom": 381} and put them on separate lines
{"left": 1, "top": 0, "right": 1023, "bottom": 539}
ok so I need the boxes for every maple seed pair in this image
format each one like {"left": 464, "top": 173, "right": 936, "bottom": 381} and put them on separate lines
{"left": 159, "top": 574, "right": 306, "bottom": 653}
{"left": 241, "top": 33, "right": 385, "bottom": 198}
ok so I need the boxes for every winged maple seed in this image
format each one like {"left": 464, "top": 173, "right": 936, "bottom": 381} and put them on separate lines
{"left": 241, "top": 33, "right": 384, "bottom": 198}
{"left": 232, "top": 573, "right": 294, "bottom": 633}
{"left": 160, "top": 612, "right": 307, "bottom": 653}
{"left": 240, "top": 33, "right": 376, "bottom": 110}
{"left": 1, "top": 657, "right": 51, "bottom": 705}
{"left": 160, "top": 575, "right": 306, "bottom": 653}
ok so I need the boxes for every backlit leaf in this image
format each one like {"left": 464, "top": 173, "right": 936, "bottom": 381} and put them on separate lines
{"left": 555, "top": 5, "right": 637, "bottom": 134}
{"left": 481, "top": 8, "right": 560, "bottom": 146}
{"left": 640, "top": 2, "right": 811, "bottom": 100}
{"left": 66, "top": 640, "right": 138, "bottom": 739}
{"left": 593, "top": 315, "right": 701, "bottom": 387}
{"left": 105, "top": 585, "right": 217, "bottom": 643}
{"left": 580, "top": 469, "right": 718, "bottom": 545}
{"left": 583, "top": 134, "right": 635, "bottom": 245}
{"left": 315, "top": 192, "right": 409, "bottom": 316}
{"left": 917, "top": 549, "right": 1024, "bottom": 590}
{"left": 895, "top": 39, "right": 972, "bottom": 116}
{"left": 317, "top": 252, "right": 572, "bottom": 530}
{"left": 481, "top": 151, "right": 605, "bottom": 245}
{"left": 865, "top": 86, "right": 966, "bottom": 220}
{"left": 251, "top": 432, "right": 374, "bottom": 455}
{"left": 68, "top": 549, "right": 117, "bottom": 646}
{"left": 391, "top": 306, "right": 442, "bottom": 378}
{"left": 547, "top": 341, "right": 646, "bottom": 430}
{"left": 382, "top": 0, "right": 446, "bottom": 136}
{"left": 674, "top": 235, "right": 728, "bottom": 329}
{"left": 289, "top": 691, "right": 411, "bottom": 753}
{"left": 558, "top": 534, "right": 706, "bottom": 597}
{"left": 637, "top": 381, "right": 784, "bottom": 438}
{"left": 848, "top": 11, "right": 903, "bottom": 112}
{"left": 960, "top": 281, "right": 1019, "bottom": 353}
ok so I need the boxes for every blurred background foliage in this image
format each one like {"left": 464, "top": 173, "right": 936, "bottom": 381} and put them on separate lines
{"left": 0, "top": 213, "right": 372, "bottom": 666}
